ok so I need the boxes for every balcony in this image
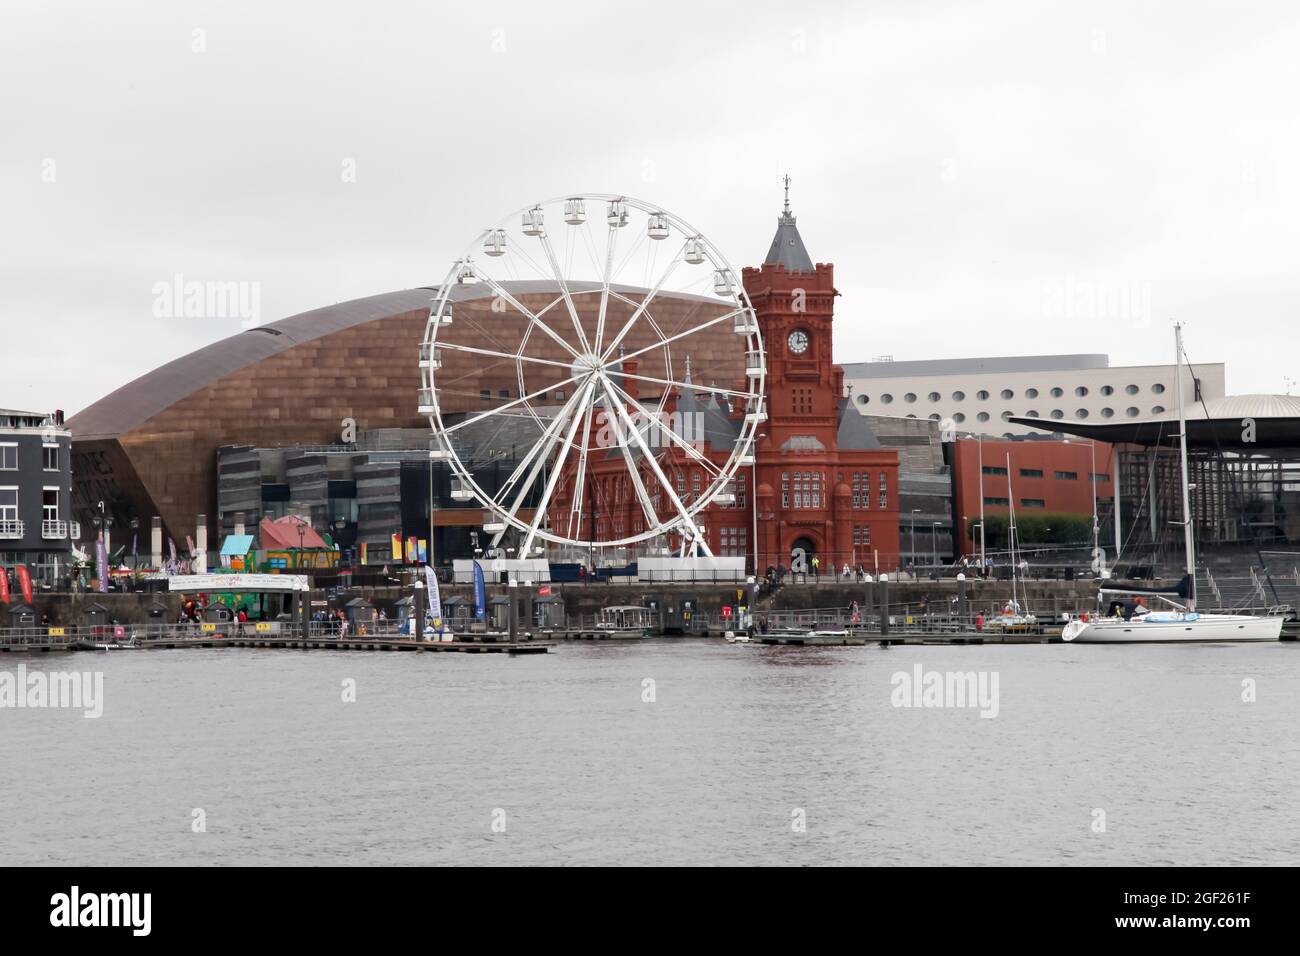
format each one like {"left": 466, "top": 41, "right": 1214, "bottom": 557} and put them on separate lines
{"left": 41, "top": 519, "right": 68, "bottom": 539}
{"left": 0, "top": 519, "right": 23, "bottom": 539}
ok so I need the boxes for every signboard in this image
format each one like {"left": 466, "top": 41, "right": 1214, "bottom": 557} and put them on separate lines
{"left": 201, "top": 622, "right": 218, "bottom": 632}
{"left": 721, "top": 605, "right": 732, "bottom": 619}
{"left": 538, "top": 585, "right": 552, "bottom": 596}
{"left": 169, "top": 573, "right": 308, "bottom": 593}
{"left": 48, "top": 627, "right": 65, "bottom": 637}
{"left": 255, "top": 622, "right": 272, "bottom": 632}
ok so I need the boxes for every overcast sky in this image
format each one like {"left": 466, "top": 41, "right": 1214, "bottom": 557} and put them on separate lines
{"left": 4, "top": 0, "right": 1298, "bottom": 416}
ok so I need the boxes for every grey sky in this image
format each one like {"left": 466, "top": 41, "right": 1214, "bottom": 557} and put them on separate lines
{"left": 3, "top": 0, "right": 1298, "bottom": 416}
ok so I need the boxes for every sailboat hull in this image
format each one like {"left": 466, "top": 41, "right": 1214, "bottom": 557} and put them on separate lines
{"left": 1062, "top": 613, "right": 1283, "bottom": 643}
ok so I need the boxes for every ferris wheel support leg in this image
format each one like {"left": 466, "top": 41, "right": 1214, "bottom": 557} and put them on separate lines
{"left": 598, "top": 381, "right": 673, "bottom": 533}
{"left": 518, "top": 380, "right": 597, "bottom": 557}
{"left": 604, "top": 376, "right": 713, "bottom": 557}
{"left": 487, "top": 387, "right": 589, "bottom": 550}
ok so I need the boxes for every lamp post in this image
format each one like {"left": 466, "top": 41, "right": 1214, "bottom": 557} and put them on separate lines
{"left": 909, "top": 508, "right": 920, "bottom": 571}
{"left": 966, "top": 433, "right": 986, "bottom": 568}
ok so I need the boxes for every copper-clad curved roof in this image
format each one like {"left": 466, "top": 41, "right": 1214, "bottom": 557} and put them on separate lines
{"left": 68, "top": 281, "right": 740, "bottom": 541}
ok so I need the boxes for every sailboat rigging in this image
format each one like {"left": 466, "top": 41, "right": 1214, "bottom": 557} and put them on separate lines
{"left": 1063, "top": 324, "right": 1283, "bottom": 643}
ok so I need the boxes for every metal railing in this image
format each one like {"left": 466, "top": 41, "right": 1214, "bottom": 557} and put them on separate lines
{"left": 41, "top": 519, "right": 68, "bottom": 539}
{"left": 0, "top": 519, "right": 23, "bottom": 539}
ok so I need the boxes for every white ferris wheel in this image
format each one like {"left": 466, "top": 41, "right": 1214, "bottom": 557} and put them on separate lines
{"left": 419, "top": 194, "right": 766, "bottom": 559}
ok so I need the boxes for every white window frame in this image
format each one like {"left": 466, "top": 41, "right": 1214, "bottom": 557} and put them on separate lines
{"left": 0, "top": 443, "right": 16, "bottom": 471}
{"left": 0, "top": 486, "right": 17, "bottom": 522}
{"left": 43, "top": 443, "right": 59, "bottom": 471}
{"left": 43, "top": 485, "right": 60, "bottom": 522}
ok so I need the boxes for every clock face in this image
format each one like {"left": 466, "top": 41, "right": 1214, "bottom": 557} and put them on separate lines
{"left": 788, "top": 329, "right": 809, "bottom": 355}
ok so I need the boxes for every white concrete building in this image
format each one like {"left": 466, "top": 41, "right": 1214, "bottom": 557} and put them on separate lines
{"left": 842, "top": 354, "right": 1226, "bottom": 437}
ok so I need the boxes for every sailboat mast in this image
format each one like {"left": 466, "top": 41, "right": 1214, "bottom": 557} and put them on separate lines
{"left": 1174, "top": 322, "right": 1197, "bottom": 609}
{"left": 1006, "top": 452, "right": 1018, "bottom": 607}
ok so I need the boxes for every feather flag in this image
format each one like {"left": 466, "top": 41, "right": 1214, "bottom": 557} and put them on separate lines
{"left": 16, "top": 565, "right": 34, "bottom": 605}
{"left": 473, "top": 560, "right": 486, "bottom": 621}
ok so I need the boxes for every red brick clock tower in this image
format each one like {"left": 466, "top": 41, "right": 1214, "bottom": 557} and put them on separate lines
{"left": 742, "top": 179, "right": 901, "bottom": 574}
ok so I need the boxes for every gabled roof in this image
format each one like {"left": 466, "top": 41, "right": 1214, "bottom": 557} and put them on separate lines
{"left": 259, "top": 515, "right": 330, "bottom": 550}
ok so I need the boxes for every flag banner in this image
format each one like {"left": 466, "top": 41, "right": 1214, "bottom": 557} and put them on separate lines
{"left": 405, "top": 537, "right": 417, "bottom": 564}
{"left": 0, "top": 567, "right": 10, "bottom": 604}
{"left": 424, "top": 563, "right": 443, "bottom": 626}
{"left": 391, "top": 533, "right": 402, "bottom": 561}
{"left": 95, "top": 540, "right": 109, "bottom": 592}
{"left": 417, "top": 539, "right": 427, "bottom": 564}
{"left": 17, "top": 565, "right": 34, "bottom": 605}
{"left": 473, "top": 561, "right": 486, "bottom": 621}
{"left": 360, "top": 542, "right": 368, "bottom": 565}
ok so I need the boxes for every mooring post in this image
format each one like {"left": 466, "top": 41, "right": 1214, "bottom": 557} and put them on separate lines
{"left": 879, "top": 574, "right": 890, "bottom": 637}
{"left": 958, "top": 574, "right": 969, "bottom": 627}
{"left": 413, "top": 579, "right": 425, "bottom": 641}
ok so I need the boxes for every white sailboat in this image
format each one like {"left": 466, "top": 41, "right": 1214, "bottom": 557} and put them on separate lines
{"left": 1062, "top": 324, "right": 1282, "bottom": 644}
{"left": 990, "top": 453, "right": 1037, "bottom": 631}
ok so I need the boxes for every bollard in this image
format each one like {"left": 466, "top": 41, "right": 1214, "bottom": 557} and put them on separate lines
{"left": 879, "top": 575, "right": 890, "bottom": 637}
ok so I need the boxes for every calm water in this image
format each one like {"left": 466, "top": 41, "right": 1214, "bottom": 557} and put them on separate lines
{"left": 2, "top": 640, "right": 1299, "bottom": 866}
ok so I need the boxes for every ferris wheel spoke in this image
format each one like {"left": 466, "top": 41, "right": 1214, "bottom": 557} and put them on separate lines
{"left": 602, "top": 378, "right": 713, "bottom": 555}
{"left": 441, "top": 370, "right": 586, "bottom": 437}
{"left": 598, "top": 382, "right": 668, "bottom": 532}
{"left": 614, "top": 369, "right": 758, "bottom": 401}
{"left": 433, "top": 341, "right": 578, "bottom": 374}
{"left": 518, "top": 380, "right": 597, "bottom": 555}
{"left": 591, "top": 223, "right": 618, "bottom": 358}
{"left": 468, "top": 266, "right": 583, "bottom": 361}
{"left": 604, "top": 377, "right": 725, "bottom": 478}
{"left": 598, "top": 244, "right": 686, "bottom": 364}
{"left": 536, "top": 233, "right": 593, "bottom": 355}
{"left": 610, "top": 306, "right": 745, "bottom": 368}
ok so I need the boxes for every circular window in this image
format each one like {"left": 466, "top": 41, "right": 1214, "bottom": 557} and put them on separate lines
{"left": 952, "top": 390, "right": 966, "bottom": 401}
{"left": 976, "top": 412, "right": 990, "bottom": 422}
{"left": 1126, "top": 384, "right": 1139, "bottom": 395}
{"left": 1075, "top": 386, "right": 1088, "bottom": 397}
{"left": 1152, "top": 405, "right": 1166, "bottom": 415}
{"left": 952, "top": 412, "right": 966, "bottom": 423}
{"left": 1001, "top": 388, "right": 1014, "bottom": 399}
{"left": 1152, "top": 383, "right": 1166, "bottom": 394}
{"left": 904, "top": 392, "right": 917, "bottom": 403}
{"left": 1101, "top": 385, "right": 1114, "bottom": 396}
{"left": 1050, "top": 409, "right": 1064, "bottom": 420}
{"left": 1101, "top": 407, "right": 1114, "bottom": 418}
{"left": 881, "top": 393, "right": 893, "bottom": 404}
{"left": 1002, "top": 433, "right": 1014, "bottom": 439}
{"left": 1026, "top": 387, "right": 1039, "bottom": 399}
{"left": 906, "top": 414, "right": 917, "bottom": 419}
{"left": 1026, "top": 409, "right": 1040, "bottom": 418}
{"left": 929, "top": 413, "right": 941, "bottom": 421}
{"left": 928, "top": 391, "right": 941, "bottom": 402}
{"left": 1001, "top": 410, "right": 1012, "bottom": 421}
{"left": 1051, "top": 387, "right": 1064, "bottom": 398}
{"left": 977, "top": 390, "right": 990, "bottom": 400}
{"left": 857, "top": 394, "right": 869, "bottom": 405}
{"left": 1125, "top": 407, "right": 1139, "bottom": 417}
{"left": 1076, "top": 408, "right": 1090, "bottom": 419}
